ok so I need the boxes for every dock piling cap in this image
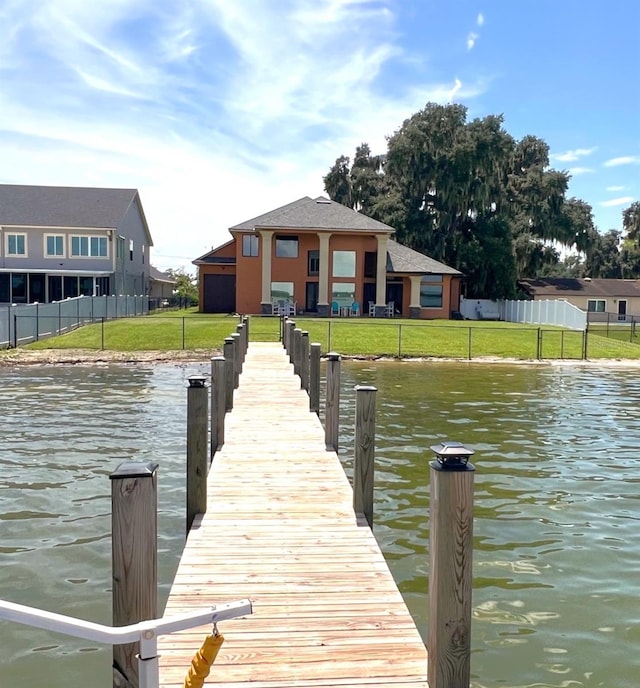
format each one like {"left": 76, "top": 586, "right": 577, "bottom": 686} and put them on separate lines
{"left": 188, "top": 375, "right": 207, "bottom": 388}
{"left": 430, "top": 441, "right": 475, "bottom": 470}
{"left": 110, "top": 461, "right": 159, "bottom": 479}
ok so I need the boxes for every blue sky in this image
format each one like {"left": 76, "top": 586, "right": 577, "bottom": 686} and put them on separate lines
{"left": 0, "top": 0, "right": 638, "bottom": 273}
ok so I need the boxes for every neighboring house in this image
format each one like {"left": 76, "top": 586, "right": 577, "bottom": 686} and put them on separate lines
{"left": 194, "top": 196, "right": 462, "bottom": 318}
{"left": 0, "top": 184, "right": 152, "bottom": 303}
{"left": 519, "top": 277, "right": 640, "bottom": 321}
{"left": 149, "top": 266, "right": 177, "bottom": 299}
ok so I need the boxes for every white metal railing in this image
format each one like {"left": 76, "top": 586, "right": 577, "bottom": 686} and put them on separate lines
{"left": 0, "top": 597, "right": 252, "bottom": 688}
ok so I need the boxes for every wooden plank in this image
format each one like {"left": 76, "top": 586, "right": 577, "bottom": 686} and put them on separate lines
{"left": 158, "top": 343, "right": 428, "bottom": 688}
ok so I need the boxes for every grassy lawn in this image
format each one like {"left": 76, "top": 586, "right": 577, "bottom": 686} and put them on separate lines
{"left": 16, "top": 312, "right": 640, "bottom": 360}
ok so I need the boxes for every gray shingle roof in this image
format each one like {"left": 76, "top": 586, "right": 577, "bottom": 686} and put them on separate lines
{"left": 519, "top": 278, "right": 640, "bottom": 298}
{"left": 230, "top": 196, "right": 396, "bottom": 233}
{"left": 149, "top": 266, "right": 176, "bottom": 283}
{"left": 386, "top": 239, "right": 461, "bottom": 275}
{"left": 0, "top": 184, "right": 152, "bottom": 244}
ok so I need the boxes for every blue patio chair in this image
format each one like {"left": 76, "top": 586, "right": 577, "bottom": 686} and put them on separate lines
{"left": 351, "top": 302, "right": 361, "bottom": 317}
{"left": 331, "top": 301, "right": 340, "bottom": 316}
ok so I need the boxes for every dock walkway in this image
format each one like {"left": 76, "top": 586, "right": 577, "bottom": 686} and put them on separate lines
{"left": 158, "top": 342, "right": 428, "bottom": 687}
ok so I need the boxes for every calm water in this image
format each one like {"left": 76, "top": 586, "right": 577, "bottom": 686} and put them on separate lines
{"left": 1, "top": 360, "right": 640, "bottom": 687}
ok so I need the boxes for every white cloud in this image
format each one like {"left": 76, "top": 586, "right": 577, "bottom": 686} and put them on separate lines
{"left": 568, "top": 167, "right": 595, "bottom": 176}
{"left": 477, "top": 13, "right": 484, "bottom": 26}
{"left": 600, "top": 196, "right": 634, "bottom": 207}
{"left": 604, "top": 156, "right": 640, "bottom": 167}
{"left": 551, "top": 147, "right": 597, "bottom": 162}
{"left": 467, "top": 32, "right": 478, "bottom": 51}
{"left": 606, "top": 185, "right": 625, "bottom": 191}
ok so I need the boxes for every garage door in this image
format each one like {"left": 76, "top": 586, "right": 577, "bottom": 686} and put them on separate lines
{"left": 203, "top": 274, "right": 236, "bottom": 313}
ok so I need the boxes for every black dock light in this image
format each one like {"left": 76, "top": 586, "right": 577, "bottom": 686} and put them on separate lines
{"left": 430, "top": 441, "right": 475, "bottom": 471}
{"left": 188, "top": 375, "right": 207, "bottom": 388}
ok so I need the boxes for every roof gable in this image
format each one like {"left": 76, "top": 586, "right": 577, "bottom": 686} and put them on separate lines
{"left": 386, "top": 239, "right": 461, "bottom": 275}
{"left": 230, "top": 196, "right": 396, "bottom": 234}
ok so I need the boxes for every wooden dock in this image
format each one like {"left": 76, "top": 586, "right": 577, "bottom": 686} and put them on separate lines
{"left": 158, "top": 342, "right": 429, "bottom": 688}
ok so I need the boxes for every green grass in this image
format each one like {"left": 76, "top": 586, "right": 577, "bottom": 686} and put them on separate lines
{"left": 16, "top": 312, "right": 640, "bottom": 360}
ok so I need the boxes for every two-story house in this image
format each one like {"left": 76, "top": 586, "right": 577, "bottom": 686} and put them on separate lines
{"left": 194, "top": 196, "right": 462, "bottom": 318}
{"left": 0, "top": 184, "right": 153, "bottom": 303}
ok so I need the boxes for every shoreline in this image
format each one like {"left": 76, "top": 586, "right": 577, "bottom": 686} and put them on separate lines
{"left": 2, "top": 347, "right": 640, "bottom": 367}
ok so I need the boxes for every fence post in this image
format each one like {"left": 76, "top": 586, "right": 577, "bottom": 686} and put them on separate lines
{"left": 293, "top": 328, "right": 302, "bottom": 377}
{"left": 110, "top": 461, "right": 158, "bottom": 688}
{"left": 186, "top": 376, "right": 208, "bottom": 533}
{"left": 354, "top": 385, "right": 377, "bottom": 528}
{"left": 13, "top": 313, "right": 17, "bottom": 348}
{"left": 309, "top": 343, "right": 321, "bottom": 414}
{"left": 182, "top": 317, "right": 186, "bottom": 350}
{"left": 468, "top": 327, "right": 472, "bottom": 360}
{"left": 325, "top": 352, "right": 341, "bottom": 450}
{"left": 35, "top": 303, "right": 39, "bottom": 342}
{"left": 210, "top": 356, "right": 225, "bottom": 457}
{"left": 231, "top": 333, "right": 241, "bottom": 389}
{"left": 428, "top": 441, "right": 476, "bottom": 688}
{"left": 536, "top": 327, "right": 542, "bottom": 360}
{"left": 583, "top": 327, "right": 588, "bottom": 360}
{"left": 398, "top": 323, "right": 402, "bottom": 358}
{"left": 300, "top": 331, "right": 310, "bottom": 391}
{"left": 101, "top": 317, "right": 105, "bottom": 350}
{"left": 223, "top": 337, "right": 235, "bottom": 411}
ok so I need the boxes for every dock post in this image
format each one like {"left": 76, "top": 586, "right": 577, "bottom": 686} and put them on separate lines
{"left": 293, "top": 328, "right": 302, "bottom": 376}
{"left": 210, "top": 356, "right": 225, "bottom": 457}
{"left": 287, "top": 321, "right": 296, "bottom": 363}
{"left": 242, "top": 315, "right": 249, "bottom": 350}
{"left": 186, "top": 376, "right": 208, "bottom": 533}
{"left": 325, "top": 352, "right": 341, "bottom": 450}
{"left": 309, "top": 343, "right": 321, "bottom": 414}
{"left": 428, "top": 441, "right": 476, "bottom": 688}
{"left": 231, "top": 333, "right": 241, "bottom": 389}
{"left": 110, "top": 461, "right": 158, "bottom": 688}
{"left": 236, "top": 324, "right": 245, "bottom": 371}
{"left": 223, "top": 337, "right": 235, "bottom": 411}
{"left": 300, "top": 331, "right": 310, "bottom": 391}
{"left": 282, "top": 317, "right": 288, "bottom": 349}
{"left": 354, "top": 385, "right": 377, "bottom": 528}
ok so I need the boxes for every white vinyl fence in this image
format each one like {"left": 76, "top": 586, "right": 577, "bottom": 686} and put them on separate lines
{"left": 460, "top": 296, "right": 586, "bottom": 330}
{"left": 0, "top": 295, "right": 148, "bottom": 348}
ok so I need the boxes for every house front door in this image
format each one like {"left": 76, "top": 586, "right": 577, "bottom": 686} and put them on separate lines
{"left": 305, "top": 282, "right": 318, "bottom": 313}
{"left": 618, "top": 300, "right": 627, "bottom": 321}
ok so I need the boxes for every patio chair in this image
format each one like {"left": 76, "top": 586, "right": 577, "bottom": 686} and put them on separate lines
{"left": 271, "top": 301, "right": 281, "bottom": 315}
{"left": 351, "top": 302, "right": 361, "bottom": 317}
{"left": 331, "top": 301, "right": 340, "bottom": 316}
{"left": 287, "top": 301, "right": 297, "bottom": 316}
{"left": 385, "top": 301, "right": 395, "bottom": 318}
{"left": 368, "top": 301, "right": 375, "bottom": 317}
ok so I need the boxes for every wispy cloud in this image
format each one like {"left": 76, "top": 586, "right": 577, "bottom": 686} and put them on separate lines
{"left": 467, "top": 32, "right": 478, "bottom": 51}
{"left": 551, "top": 147, "right": 597, "bottom": 162}
{"left": 600, "top": 196, "right": 634, "bottom": 207}
{"left": 477, "top": 13, "right": 484, "bottom": 26}
{"left": 606, "top": 185, "right": 625, "bottom": 191}
{"left": 604, "top": 155, "right": 640, "bottom": 167}
{"left": 568, "top": 167, "right": 595, "bottom": 176}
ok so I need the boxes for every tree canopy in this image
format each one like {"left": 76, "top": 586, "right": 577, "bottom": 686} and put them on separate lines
{"left": 323, "top": 102, "right": 602, "bottom": 298}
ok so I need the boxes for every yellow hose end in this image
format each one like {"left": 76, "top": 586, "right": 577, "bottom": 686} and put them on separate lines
{"left": 183, "top": 633, "right": 225, "bottom": 688}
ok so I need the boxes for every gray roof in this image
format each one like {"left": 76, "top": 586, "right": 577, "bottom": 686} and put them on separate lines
{"left": 0, "top": 184, "right": 152, "bottom": 244}
{"left": 230, "top": 196, "right": 396, "bottom": 234}
{"left": 386, "top": 239, "right": 461, "bottom": 275}
{"left": 520, "top": 278, "right": 640, "bottom": 298}
{"left": 149, "top": 266, "right": 176, "bottom": 283}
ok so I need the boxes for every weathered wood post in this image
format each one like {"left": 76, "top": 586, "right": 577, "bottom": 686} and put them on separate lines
{"left": 354, "top": 385, "right": 376, "bottom": 528}
{"left": 210, "top": 356, "right": 225, "bottom": 457}
{"left": 325, "top": 352, "right": 341, "bottom": 450}
{"left": 242, "top": 315, "right": 250, "bottom": 351}
{"left": 309, "top": 343, "right": 321, "bottom": 414}
{"left": 287, "top": 321, "right": 296, "bottom": 363}
{"left": 236, "top": 323, "right": 245, "bottom": 372}
{"left": 293, "top": 327, "right": 302, "bottom": 376}
{"left": 110, "top": 461, "right": 158, "bottom": 688}
{"left": 282, "top": 317, "right": 289, "bottom": 350}
{"left": 186, "top": 375, "right": 208, "bottom": 533}
{"left": 300, "top": 331, "right": 310, "bottom": 391}
{"left": 231, "top": 332, "right": 241, "bottom": 389}
{"left": 428, "top": 441, "right": 476, "bottom": 688}
{"left": 223, "top": 337, "right": 235, "bottom": 411}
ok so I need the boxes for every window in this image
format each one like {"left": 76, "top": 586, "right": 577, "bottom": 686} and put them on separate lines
{"left": 64, "top": 276, "right": 79, "bottom": 298}
{"left": 587, "top": 299, "right": 606, "bottom": 312}
{"left": 116, "top": 236, "right": 125, "bottom": 261}
{"left": 364, "top": 251, "right": 377, "bottom": 278}
{"left": 242, "top": 235, "right": 259, "bottom": 257}
{"left": 129, "top": 239, "right": 134, "bottom": 261}
{"left": 45, "top": 235, "right": 64, "bottom": 257}
{"left": 333, "top": 250, "right": 356, "bottom": 278}
{"left": 11, "top": 273, "right": 27, "bottom": 302}
{"left": 420, "top": 275, "right": 443, "bottom": 308}
{"left": 0, "top": 273, "right": 9, "bottom": 302}
{"left": 6, "top": 233, "right": 26, "bottom": 256}
{"left": 275, "top": 236, "right": 298, "bottom": 258}
{"left": 71, "top": 235, "right": 108, "bottom": 257}
{"left": 271, "top": 282, "right": 294, "bottom": 300}
{"left": 308, "top": 250, "right": 319, "bottom": 276}
{"left": 141, "top": 244, "right": 145, "bottom": 264}
{"left": 79, "top": 276, "right": 94, "bottom": 296}
{"left": 332, "top": 282, "right": 355, "bottom": 305}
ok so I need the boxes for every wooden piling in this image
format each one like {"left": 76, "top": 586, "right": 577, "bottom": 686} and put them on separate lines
{"left": 428, "top": 447, "right": 476, "bottom": 688}
{"left": 309, "top": 343, "right": 321, "bottom": 414}
{"left": 231, "top": 333, "right": 241, "bottom": 389}
{"left": 223, "top": 337, "right": 235, "bottom": 411}
{"left": 354, "top": 385, "right": 376, "bottom": 528}
{"left": 293, "top": 328, "right": 302, "bottom": 376}
{"left": 186, "top": 376, "right": 208, "bottom": 532}
{"left": 110, "top": 461, "right": 158, "bottom": 688}
{"left": 287, "top": 321, "right": 296, "bottom": 363}
{"left": 300, "top": 331, "right": 310, "bottom": 391}
{"left": 325, "top": 352, "right": 341, "bottom": 450}
{"left": 210, "top": 356, "right": 225, "bottom": 456}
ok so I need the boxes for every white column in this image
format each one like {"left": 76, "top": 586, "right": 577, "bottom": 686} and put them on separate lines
{"left": 318, "top": 232, "right": 331, "bottom": 305}
{"left": 260, "top": 231, "right": 274, "bottom": 305}
{"left": 409, "top": 275, "right": 422, "bottom": 307}
{"left": 375, "top": 234, "right": 388, "bottom": 306}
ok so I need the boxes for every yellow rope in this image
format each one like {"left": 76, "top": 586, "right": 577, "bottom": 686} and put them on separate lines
{"left": 183, "top": 633, "right": 225, "bottom": 688}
